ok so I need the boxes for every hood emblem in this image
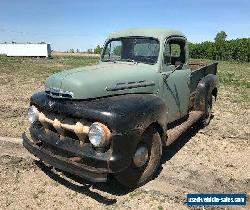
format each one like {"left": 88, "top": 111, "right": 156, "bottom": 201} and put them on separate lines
{"left": 48, "top": 100, "right": 55, "bottom": 108}
{"left": 106, "top": 80, "right": 155, "bottom": 91}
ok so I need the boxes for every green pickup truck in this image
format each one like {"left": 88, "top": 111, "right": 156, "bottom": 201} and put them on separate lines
{"left": 23, "top": 28, "right": 218, "bottom": 188}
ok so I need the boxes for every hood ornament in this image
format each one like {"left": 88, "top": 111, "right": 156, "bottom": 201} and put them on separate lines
{"left": 48, "top": 100, "right": 55, "bottom": 108}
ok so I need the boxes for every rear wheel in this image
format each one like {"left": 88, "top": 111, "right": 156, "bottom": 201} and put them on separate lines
{"left": 114, "top": 127, "right": 162, "bottom": 188}
{"left": 200, "top": 93, "right": 213, "bottom": 126}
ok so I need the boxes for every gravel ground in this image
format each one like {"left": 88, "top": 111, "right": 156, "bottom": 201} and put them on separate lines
{"left": 0, "top": 87, "right": 249, "bottom": 210}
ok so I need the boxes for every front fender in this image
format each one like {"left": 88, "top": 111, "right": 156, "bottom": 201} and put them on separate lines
{"left": 106, "top": 94, "right": 168, "bottom": 172}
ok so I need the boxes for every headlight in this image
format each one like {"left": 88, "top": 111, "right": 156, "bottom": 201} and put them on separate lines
{"left": 88, "top": 122, "right": 111, "bottom": 147}
{"left": 28, "top": 105, "right": 39, "bottom": 124}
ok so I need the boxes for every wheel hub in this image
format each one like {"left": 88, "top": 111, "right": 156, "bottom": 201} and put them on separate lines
{"left": 133, "top": 146, "right": 149, "bottom": 168}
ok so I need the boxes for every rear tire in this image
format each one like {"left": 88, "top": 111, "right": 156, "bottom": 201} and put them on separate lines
{"left": 114, "top": 127, "right": 162, "bottom": 188}
{"left": 200, "top": 93, "right": 213, "bottom": 126}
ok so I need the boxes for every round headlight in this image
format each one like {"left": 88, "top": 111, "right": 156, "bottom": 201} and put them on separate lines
{"left": 28, "top": 105, "right": 39, "bottom": 124}
{"left": 88, "top": 122, "right": 110, "bottom": 147}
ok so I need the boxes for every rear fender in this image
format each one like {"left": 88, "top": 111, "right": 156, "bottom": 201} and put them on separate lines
{"left": 194, "top": 74, "right": 218, "bottom": 111}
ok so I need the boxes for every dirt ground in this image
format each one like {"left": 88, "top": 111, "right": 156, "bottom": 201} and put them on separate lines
{"left": 0, "top": 86, "right": 249, "bottom": 210}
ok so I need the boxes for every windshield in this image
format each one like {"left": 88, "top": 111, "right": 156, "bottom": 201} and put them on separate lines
{"left": 101, "top": 37, "right": 160, "bottom": 64}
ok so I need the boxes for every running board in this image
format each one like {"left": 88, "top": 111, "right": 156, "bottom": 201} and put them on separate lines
{"left": 166, "top": 111, "right": 203, "bottom": 146}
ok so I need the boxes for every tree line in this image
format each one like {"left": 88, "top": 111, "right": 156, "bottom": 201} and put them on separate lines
{"left": 66, "top": 45, "right": 103, "bottom": 54}
{"left": 189, "top": 31, "right": 250, "bottom": 62}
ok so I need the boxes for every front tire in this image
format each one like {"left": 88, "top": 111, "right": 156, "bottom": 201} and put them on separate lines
{"left": 114, "top": 126, "right": 162, "bottom": 188}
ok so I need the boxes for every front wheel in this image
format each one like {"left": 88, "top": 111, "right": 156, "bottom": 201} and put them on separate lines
{"left": 114, "top": 127, "right": 162, "bottom": 188}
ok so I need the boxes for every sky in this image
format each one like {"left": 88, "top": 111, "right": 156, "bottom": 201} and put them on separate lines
{"left": 0, "top": 0, "right": 249, "bottom": 51}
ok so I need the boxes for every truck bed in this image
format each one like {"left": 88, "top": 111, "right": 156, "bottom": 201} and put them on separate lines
{"left": 189, "top": 62, "right": 218, "bottom": 93}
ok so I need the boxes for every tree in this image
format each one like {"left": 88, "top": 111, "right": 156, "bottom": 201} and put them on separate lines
{"left": 94, "top": 45, "right": 103, "bottom": 54}
{"left": 189, "top": 31, "right": 250, "bottom": 62}
{"left": 69, "top": 48, "right": 75, "bottom": 53}
{"left": 214, "top": 31, "right": 227, "bottom": 43}
{"left": 87, "top": 49, "right": 93, "bottom": 54}
{"left": 214, "top": 31, "right": 227, "bottom": 60}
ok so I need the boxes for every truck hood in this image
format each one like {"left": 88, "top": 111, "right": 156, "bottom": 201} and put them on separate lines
{"left": 45, "top": 62, "right": 159, "bottom": 100}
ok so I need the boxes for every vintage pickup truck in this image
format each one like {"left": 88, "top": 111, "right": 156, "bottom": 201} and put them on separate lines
{"left": 22, "top": 28, "right": 218, "bottom": 188}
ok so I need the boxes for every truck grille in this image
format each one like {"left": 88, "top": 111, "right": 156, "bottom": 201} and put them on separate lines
{"left": 38, "top": 110, "right": 91, "bottom": 142}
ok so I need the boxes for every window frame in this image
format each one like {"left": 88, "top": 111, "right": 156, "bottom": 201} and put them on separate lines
{"left": 101, "top": 36, "right": 160, "bottom": 64}
{"left": 162, "top": 36, "right": 187, "bottom": 67}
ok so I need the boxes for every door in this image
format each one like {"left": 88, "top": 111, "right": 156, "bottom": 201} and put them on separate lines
{"left": 160, "top": 38, "right": 191, "bottom": 123}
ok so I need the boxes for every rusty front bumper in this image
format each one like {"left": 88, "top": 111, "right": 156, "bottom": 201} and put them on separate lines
{"left": 22, "top": 131, "right": 108, "bottom": 182}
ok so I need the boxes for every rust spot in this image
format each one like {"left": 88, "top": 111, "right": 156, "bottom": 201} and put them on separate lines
{"left": 74, "top": 122, "right": 88, "bottom": 144}
{"left": 136, "top": 123, "right": 143, "bottom": 130}
{"left": 69, "top": 156, "right": 82, "bottom": 162}
{"left": 189, "top": 95, "right": 196, "bottom": 110}
{"left": 99, "top": 123, "right": 111, "bottom": 145}
{"left": 200, "top": 98, "right": 206, "bottom": 111}
{"left": 33, "top": 138, "right": 41, "bottom": 145}
{"left": 166, "top": 111, "right": 203, "bottom": 145}
{"left": 53, "top": 118, "right": 65, "bottom": 138}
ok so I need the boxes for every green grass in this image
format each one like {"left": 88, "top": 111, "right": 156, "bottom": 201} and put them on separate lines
{"left": 0, "top": 55, "right": 99, "bottom": 83}
{"left": 218, "top": 61, "right": 250, "bottom": 89}
{"left": 217, "top": 61, "right": 250, "bottom": 104}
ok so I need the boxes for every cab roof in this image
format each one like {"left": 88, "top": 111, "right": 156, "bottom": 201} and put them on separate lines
{"left": 107, "top": 28, "right": 186, "bottom": 42}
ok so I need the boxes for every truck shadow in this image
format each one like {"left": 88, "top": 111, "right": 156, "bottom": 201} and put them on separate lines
{"left": 36, "top": 160, "right": 120, "bottom": 205}
{"left": 35, "top": 119, "right": 209, "bottom": 205}
{"left": 154, "top": 121, "right": 204, "bottom": 178}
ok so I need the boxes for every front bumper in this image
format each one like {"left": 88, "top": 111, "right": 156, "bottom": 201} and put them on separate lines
{"left": 22, "top": 131, "right": 108, "bottom": 182}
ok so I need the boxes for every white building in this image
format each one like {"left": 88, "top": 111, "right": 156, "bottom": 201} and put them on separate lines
{"left": 0, "top": 43, "right": 51, "bottom": 57}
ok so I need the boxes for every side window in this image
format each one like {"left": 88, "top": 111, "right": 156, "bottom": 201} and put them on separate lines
{"left": 103, "top": 40, "right": 122, "bottom": 60}
{"left": 164, "top": 39, "right": 186, "bottom": 67}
